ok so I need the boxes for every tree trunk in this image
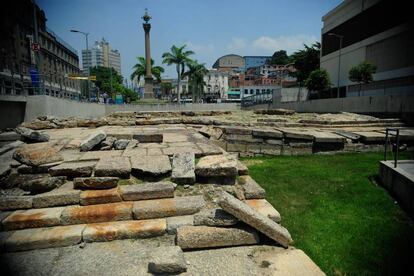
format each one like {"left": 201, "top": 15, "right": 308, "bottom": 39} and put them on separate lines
{"left": 176, "top": 64, "right": 181, "bottom": 104}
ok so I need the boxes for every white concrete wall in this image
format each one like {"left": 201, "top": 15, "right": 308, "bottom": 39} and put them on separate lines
{"left": 22, "top": 95, "right": 240, "bottom": 121}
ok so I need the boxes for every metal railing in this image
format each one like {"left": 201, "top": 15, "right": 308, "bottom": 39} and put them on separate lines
{"left": 384, "top": 128, "right": 400, "bottom": 168}
{"left": 241, "top": 90, "right": 273, "bottom": 107}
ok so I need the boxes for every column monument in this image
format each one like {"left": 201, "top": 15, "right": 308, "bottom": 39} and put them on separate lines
{"left": 142, "top": 9, "right": 153, "bottom": 99}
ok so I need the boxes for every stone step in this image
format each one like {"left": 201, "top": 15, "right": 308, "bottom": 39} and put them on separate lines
{"left": 133, "top": 195, "right": 205, "bottom": 220}
{"left": 61, "top": 202, "right": 133, "bottom": 225}
{"left": 82, "top": 219, "right": 166, "bottom": 242}
{"left": 176, "top": 225, "right": 260, "bottom": 250}
{"left": 73, "top": 177, "right": 119, "bottom": 190}
{"left": 32, "top": 182, "right": 80, "bottom": 208}
{"left": 80, "top": 188, "right": 122, "bottom": 206}
{"left": 0, "top": 196, "right": 33, "bottom": 211}
{"left": 94, "top": 156, "right": 131, "bottom": 179}
{"left": 238, "top": 175, "right": 266, "bottom": 199}
{"left": 2, "top": 207, "right": 65, "bottom": 230}
{"left": 119, "top": 182, "right": 174, "bottom": 201}
{"left": 3, "top": 224, "right": 85, "bottom": 252}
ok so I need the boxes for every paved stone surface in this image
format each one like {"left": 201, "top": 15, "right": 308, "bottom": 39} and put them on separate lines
{"left": 0, "top": 196, "right": 32, "bottom": 211}
{"left": 171, "top": 152, "right": 195, "bottom": 184}
{"left": 94, "top": 156, "right": 131, "bottom": 178}
{"left": 80, "top": 187, "right": 122, "bottom": 205}
{"left": 79, "top": 150, "right": 123, "bottom": 160}
{"left": 239, "top": 175, "right": 266, "bottom": 199}
{"left": 13, "top": 143, "right": 63, "bottom": 166}
{"left": 133, "top": 133, "right": 163, "bottom": 143}
{"left": 3, "top": 224, "right": 85, "bottom": 252}
{"left": 133, "top": 195, "right": 205, "bottom": 219}
{"left": 73, "top": 177, "right": 119, "bottom": 189}
{"left": 196, "top": 143, "right": 223, "bottom": 156}
{"left": 166, "top": 215, "right": 194, "bottom": 234}
{"left": 176, "top": 225, "right": 259, "bottom": 249}
{"left": 2, "top": 207, "right": 65, "bottom": 230}
{"left": 245, "top": 199, "right": 281, "bottom": 223}
{"left": 119, "top": 182, "right": 174, "bottom": 201}
{"left": 193, "top": 208, "right": 238, "bottom": 226}
{"left": 60, "top": 202, "right": 133, "bottom": 225}
{"left": 122, "top": 147, "right": 147, "bottom": 157}
{"left": 148, "top": 246, "right": 187, "bottom": 274}
{"left": 83, "top": 219, "right": 166, "bottom": 242}
{"left": 131, "top": 155, "right": 171, "bottom": 177}
{"left": 222, "top": 126, "right": 252, "bottom": 135}
{"left": 252, "top": 129, "right": 283, "bottom": 138}
{"left": 49, "top": 160, "right": 97, "bottom": 178}
{"left": 80, "top": 131, "right": 106, "bottom": 151}
{"left": 32, "top": 182, "right": 80, "bottom": 208}
{"left": 218, "top": 191, "right": 292, "bottom": 248}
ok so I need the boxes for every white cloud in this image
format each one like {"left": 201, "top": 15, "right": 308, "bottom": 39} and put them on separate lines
{"left": 252, "top": 34, "right": 318, "bottom": 54}
{"left": 185, "top": 41, "right": 215, "bottom": 55}
{"left": 226, "top": 37, "right": 246, "bottom": 52}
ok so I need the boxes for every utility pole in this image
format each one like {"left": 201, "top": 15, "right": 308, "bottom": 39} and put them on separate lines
{"left": 70, "top": 29, "right": 90, "bottom": 101}
{"left": 328, "top": 33, "right": 344, "bottom": 98}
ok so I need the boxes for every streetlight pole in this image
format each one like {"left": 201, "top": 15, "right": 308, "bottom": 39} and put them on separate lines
{"left": 70, "top": 29, "right": 90, "bottom": 101}
{"left": 328, "top": 33, "right": 344, "bottom": 98}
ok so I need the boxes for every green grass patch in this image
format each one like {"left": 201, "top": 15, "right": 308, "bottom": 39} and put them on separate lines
{"left": 243, "top": 152, "right": 414, "bottom": 276}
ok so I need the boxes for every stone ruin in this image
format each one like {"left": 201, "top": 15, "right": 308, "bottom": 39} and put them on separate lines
{"left": 0, "top": 109, "right": 412, "bottom": 274}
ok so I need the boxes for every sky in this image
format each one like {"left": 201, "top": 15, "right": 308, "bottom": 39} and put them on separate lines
{"left": 37, "top": 0, "right": 342, "bottom": 81}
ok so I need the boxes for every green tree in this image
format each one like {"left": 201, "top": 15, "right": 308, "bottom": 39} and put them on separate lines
{"left": 90, "top": 66, "right": 123, "bottom": 97}
{"left": 289, "top": 42, "right": 321, "bottom": 83}
{"left": 162, "top": 45, "right": 194, "bottom": 103}
{"left": 349, "top": 61, "right": 377, "bottom": 96}
{"left": 268, "top": 50, "right": 289, "bottom": 65}
{"left": 305, "top": 69, "right": 330, "bottom": 94}
{"left": 130, "top": 57, "right": 164, "bottom": 83}
{"left": 183, "top": 60, "right": 208, "bottom": 103}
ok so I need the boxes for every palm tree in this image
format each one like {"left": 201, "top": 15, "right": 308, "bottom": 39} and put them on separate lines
{"left": 130, "top": 56, "right": 164, "bottom": 84}
{"left": 184, "top": 60, "right": 208, "bottom": 103}
{"left": 162, "top": 45, "right": 194, "bottom": 103}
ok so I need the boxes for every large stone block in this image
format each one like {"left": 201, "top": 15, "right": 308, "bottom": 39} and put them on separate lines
{"left": 119, "top": 182, "right": 174, "bottom": 201}
{"left": 133, "top": 195, "right": 205, "bottom": 220}
{"left": 222, "top": 126, "right": 252, "bottom": 135}
{"left": 32, "top": 182, "right": 80, "bottom": 208}
{"left": 4, "top": 224, "right": 85, "bottom": 252}
{"left": 252, "top": 129, "right": 283, "bottom": 139}
{"left": 80, "top": 131, "right": 106, "bottom": 151}
{"left": 60, "top": 202, "right": 133, "bottom": 225}
{"left": 225, "top": 134, "right": 263, "bottom": 144}
{"left": 13, "top": 143, "right": 63, "bottom": 166}
{"left": 82, "top": 219, "right": 166, "bottom": 242}
{"left": 239, "top": 175, "right": 266, "bottom": 199}
{"left": 73, "top": 177, "right": 119, "bottom": 190}
{"left": 245, "top": 199, "right": 281, "bottom": 223}
{"left": 2, "top": 207, "right": 64, "bottom": 230}
{"left": 0, "top": 196, "right": 32, "bottom": 211}
{"left": 49, "top": 160, "right": 97, "bottom": 178}
{"left": 94, "top": 156, "right": 131, "bottom": 179}
{"left": 218, "top": 191, "right": 292, "bottom": 248}
{"left": 148, "top": 246, "right": 187, "bottom": 274}
{"left": 195, "top": 154, "right": 237, "bottom": 184}
{"left": 171, "top": 152, "right": 195, "bottom": 184}
{"left": 176, "top": 225, "right": 259, "bottom": 249}
{"left": 131, "top": 155, "right": 171, "bottom": 177}
{"left": 80, "top": 188, "right": 122, "bottom": 205}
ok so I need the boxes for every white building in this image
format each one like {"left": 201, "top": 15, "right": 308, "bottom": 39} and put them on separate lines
{"left": 82, "top": 38, "right": 122, "bottom": 75}
{"left": 240, "top": 85, "right": 279, "bottom": 98}
{"left": 320, "top": 0, "right": 413, "bottom": 97}
{"left": 203, "top": 69, "right": 229, "bottom": 99}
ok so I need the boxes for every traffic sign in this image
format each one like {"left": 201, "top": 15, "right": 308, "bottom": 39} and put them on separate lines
{"left": 32, "top": 42, "right": 40, "bottom": 52}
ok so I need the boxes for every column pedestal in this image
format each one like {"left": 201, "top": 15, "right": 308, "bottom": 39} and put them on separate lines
{"left": 144, "top": 76, "right": 154, "bottom": 99}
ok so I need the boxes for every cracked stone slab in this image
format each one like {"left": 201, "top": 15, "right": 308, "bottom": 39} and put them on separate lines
{"left": 80, "top": 131, "right": 106, "bottom": 151}
{"left": 171, "top": 152, "right": 195, "bottom": 184}
{"left": 73, "top": 177, "right": 119, "bottom": 190}
{"left": 218, "top": 191, "right": 292, "bottom": 248}
{"left": 239, "top": 175, "right": 266, "bottom": 199}
{"left": 245, "top": 199, "right": 281, "bottom": 223}
{"left": 130, "top": 155, "right": 171, "bottom": 177}
{"left": 193, "top": 208, "right": 238, "bottom": 226}
{"left": 49, "top": 160, "right": 97, "bottom": 178}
